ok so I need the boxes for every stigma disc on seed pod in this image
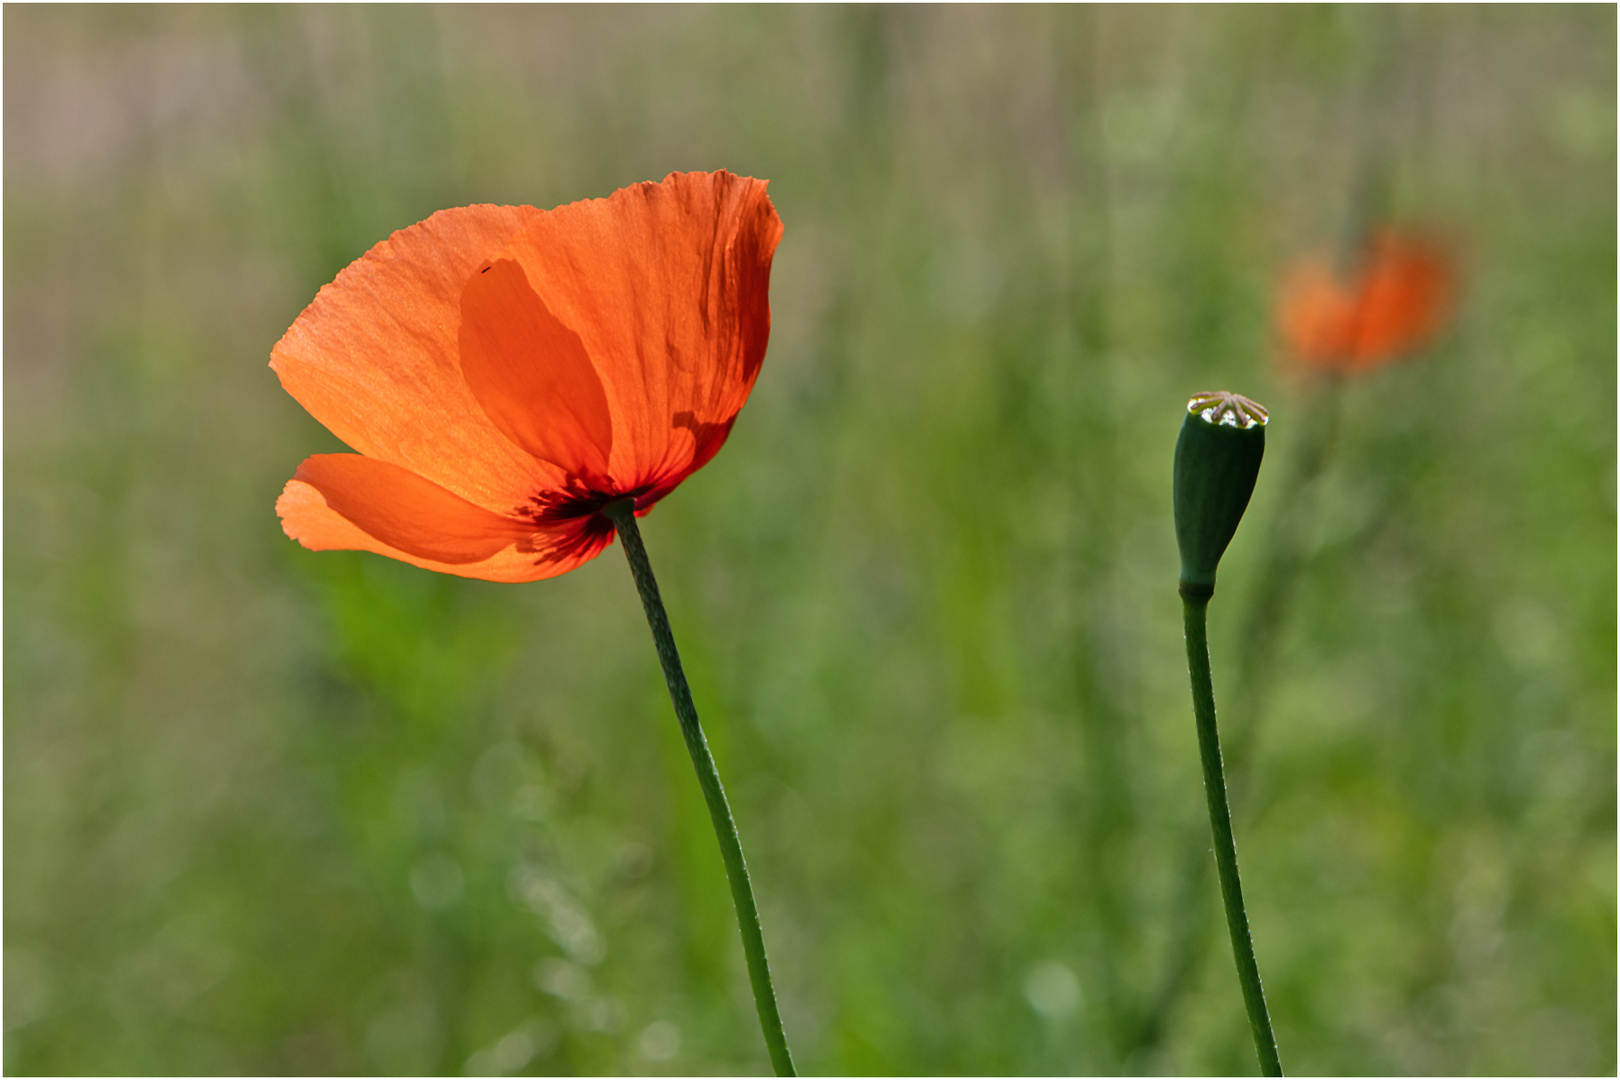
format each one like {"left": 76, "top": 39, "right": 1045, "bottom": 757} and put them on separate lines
{"left": 1173, "top": 391, "right": 1268, "bottom": 595}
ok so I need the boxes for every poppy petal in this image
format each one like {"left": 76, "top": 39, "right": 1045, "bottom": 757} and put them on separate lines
{"left": 633, "top": 412, "right": 738, "bottom": 510}
{"left": 285, "top": 453, "right": 538, "bottom": 562}
{"left": 1349, "top": 235, "right": 1453, "bottom": 369}
{"left": 1277, "top": 232, "right": 1455, "bottom": 374}
{"left": 278, "top": 455, "right": 615, "bottom": 583}
{"left": 1277, "top": 259, "right": 1355, "bottom": 368}
{"left": 458, "top": 258, "right": 614, "bottom": 480}
{"left": 271, "top": 205, "right": 564, "bottom": 511}
{"left": 497, "top": 170, "right": 783, "bottom": 490}
{"left": 277, "top": 477, "right": 604, "bottom": 583}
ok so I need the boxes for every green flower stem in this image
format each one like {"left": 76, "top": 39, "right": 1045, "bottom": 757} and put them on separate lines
{"left": 1181, "top": 588, "right": 1282, "bottom": 1077}
{"left": 603, "top": 501, "right": 795, "bottom": 1077}
{"left": 1135, "top": 389, "right": 1341, "bottom": 1058}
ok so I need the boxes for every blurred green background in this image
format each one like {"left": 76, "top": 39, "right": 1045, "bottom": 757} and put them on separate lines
{"left": 5, "top": 5, "right": 1615, "bottom": 1075}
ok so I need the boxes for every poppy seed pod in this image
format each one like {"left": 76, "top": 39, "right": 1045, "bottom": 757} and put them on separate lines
{"left": 1174, "top": 391, "right": 1267, "bottom": 596}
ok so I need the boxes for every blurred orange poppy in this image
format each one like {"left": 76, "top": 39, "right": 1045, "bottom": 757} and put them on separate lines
{"left": 273, "top": 171, "right": 783, "bottom": 582}
{"left": 1275, "top": 229, "right": 1454, "bottom": 375}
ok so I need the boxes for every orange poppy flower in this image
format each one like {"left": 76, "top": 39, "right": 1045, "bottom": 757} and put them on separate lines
{"left": 1275, "top": 229, "right": 1454, "bottom": 375}
{"left": 273, "top": 171, "right": 783, "bottom": 582}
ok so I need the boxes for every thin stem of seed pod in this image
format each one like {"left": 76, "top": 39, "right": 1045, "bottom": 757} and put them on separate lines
{"left": 1180, "top": 587, "right": 1282, "bottom": 1077}
{"left": 603, "top": 500, "right": 796, "bottom": 1078}
{"left": 1139, "top": 392, "right": 1318, "bottom": 1059}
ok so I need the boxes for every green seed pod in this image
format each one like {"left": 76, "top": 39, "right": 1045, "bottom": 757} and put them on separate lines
{"left": 1174, "top": 391, "right": 1268, "bottom": 596}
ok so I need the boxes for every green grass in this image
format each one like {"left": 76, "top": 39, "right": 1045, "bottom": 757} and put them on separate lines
{"left": 6, "top": 6, "right": 1614, "bottom": 1075}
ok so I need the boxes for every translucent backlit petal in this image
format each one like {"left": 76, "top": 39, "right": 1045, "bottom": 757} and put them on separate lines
{"left": 287, "top": 454, "right": 535, "bottom": 562}
{"left": 271, "top": 205, "right": 562, "bottom": 510}
{"left": 496, "top": 171, "right": 782, "bottom": 491}
{"left": 458, "top": 258, "right": 614, "bottom": 480}
{"left": 277, "top": 455, "right": 613, "bottom": 583}
{"left": 273, "top": 174, "right": 779, "bottom": 580}
{"left": 276, "top": 478, "right": 601, "bottom": 583}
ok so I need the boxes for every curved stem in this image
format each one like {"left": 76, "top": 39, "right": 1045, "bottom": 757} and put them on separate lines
{"left": 604, "top": 502, "right": 796, "bottom": 1077}
{"left": 1133, "top": 384, "right": 1346, "bottom": 1058}
{"left": 1181, "top": 589, "right": 1283, "bottom": 1077}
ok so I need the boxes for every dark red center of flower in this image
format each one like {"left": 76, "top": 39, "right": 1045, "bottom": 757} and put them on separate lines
{"left": 517, "top": 476, "right": 658, "bottom": 563}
